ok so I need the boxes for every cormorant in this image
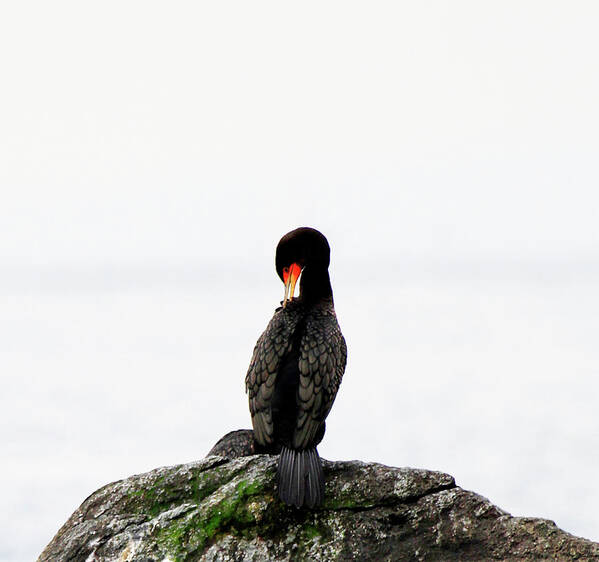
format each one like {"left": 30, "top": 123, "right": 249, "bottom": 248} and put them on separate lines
{"left": 245, "top": 227, "right": 347, "bottom": 508}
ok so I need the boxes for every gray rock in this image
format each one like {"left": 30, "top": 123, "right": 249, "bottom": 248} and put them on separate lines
{"left": 39, "top": 454, "right": 599, "bottom": 561}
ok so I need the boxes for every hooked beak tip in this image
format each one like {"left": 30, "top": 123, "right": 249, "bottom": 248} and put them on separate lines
{"left": 282, "top": 262, "right": 302, "bottom": 308}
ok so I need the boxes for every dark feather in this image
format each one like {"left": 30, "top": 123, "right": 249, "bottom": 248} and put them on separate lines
{"left": 277, "top": 446, "right": 324, "bottom": 508}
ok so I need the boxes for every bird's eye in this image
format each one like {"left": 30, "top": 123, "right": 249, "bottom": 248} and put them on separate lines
{"left": 283, "top": 267, "right": 289, "bottom": 274}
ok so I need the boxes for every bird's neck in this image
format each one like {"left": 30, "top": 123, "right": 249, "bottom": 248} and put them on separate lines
{"left": 299, "top": 265, "right": 333, "bottom": 306}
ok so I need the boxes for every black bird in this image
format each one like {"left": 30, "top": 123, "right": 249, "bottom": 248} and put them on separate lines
{"left": 245, "top": 227, "right": 347, "bottom": 508}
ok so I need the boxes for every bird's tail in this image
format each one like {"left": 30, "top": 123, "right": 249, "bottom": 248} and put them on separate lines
{"left": 277, "top": 446, "right": 325, "bottom": 508}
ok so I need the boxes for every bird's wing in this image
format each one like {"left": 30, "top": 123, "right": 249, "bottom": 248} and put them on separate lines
{"left": 293, "top": 311, "right": 347, "bottom": 450}
{"left": 245, "top": 307, "right": 299, "bottom": 446}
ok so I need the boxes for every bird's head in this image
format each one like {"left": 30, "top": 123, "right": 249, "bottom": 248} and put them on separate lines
{"left": 275, "top": 227, "right": 331, "bottom": 307}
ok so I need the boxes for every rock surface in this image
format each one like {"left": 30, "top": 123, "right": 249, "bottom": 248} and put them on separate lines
{"left": 39, "top": 452, "right": 599, "bottom": 561}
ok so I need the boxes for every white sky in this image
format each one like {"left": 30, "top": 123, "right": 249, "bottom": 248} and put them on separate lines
{"left": 1, "top": 1, "right": 597, "bottom": 265}
{"left": 1, "top": 2, "right": 599, "bottom": 560}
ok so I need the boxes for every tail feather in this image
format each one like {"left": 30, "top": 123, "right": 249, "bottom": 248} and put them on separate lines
{"left": 307, "top": 447, "right": 324, "bottom": 506}
{"left": 277, "top": 446, "right": 324, "bottom": 508}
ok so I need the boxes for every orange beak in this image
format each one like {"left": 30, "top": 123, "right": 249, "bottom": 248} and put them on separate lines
{"left": 282, "top": 262, "right": 302, "bottom": 307}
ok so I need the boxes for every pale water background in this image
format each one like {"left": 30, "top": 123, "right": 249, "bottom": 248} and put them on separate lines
{"left": 2, "top": 258, "right": 598, "bottom": 561}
